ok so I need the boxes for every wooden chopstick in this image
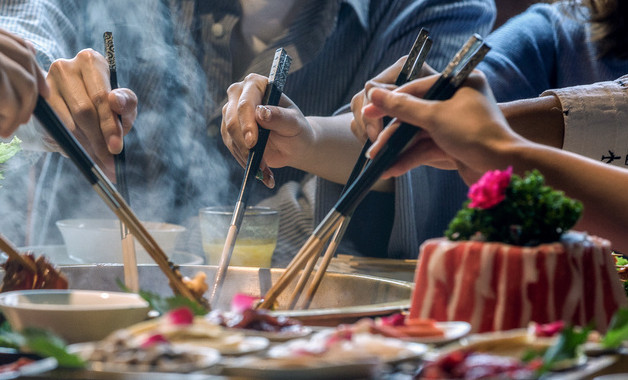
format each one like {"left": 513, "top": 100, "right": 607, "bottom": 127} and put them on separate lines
{"left": 257, "top": 34, "right": 490, "bottom": 311}
{"left": 104, "top": 31, "right": 139, "bottom": 292}
{"left": 32, "top": 97, "right": 208, "bottom": 309}
{"left": 210, "top": 48, "right": 292, "bottom": 306}
{"left": 288, "top": 29, "right": 432, "bottom": 310}
{"left": 0, "top": 234, "right": 37, "bottom": 273}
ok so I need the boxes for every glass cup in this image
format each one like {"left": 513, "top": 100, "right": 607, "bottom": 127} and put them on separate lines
{"left": 199, "top": 206, "right": 279, "bottom": 267}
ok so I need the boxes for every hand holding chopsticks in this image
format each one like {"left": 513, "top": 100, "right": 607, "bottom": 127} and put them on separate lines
{"left": 209, "top": 48, "right": 292, "bottom": 305}
{"left": 32, "top": 97, "right": 209, "bottom": 310}
{"left": 286, "top": 28, "right": 433, "bottom": 310}
{"left": 257, "top": 34, "right": 491, "bottom": 311}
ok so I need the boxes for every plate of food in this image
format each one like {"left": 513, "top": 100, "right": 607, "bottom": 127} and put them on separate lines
{"left": 120, "top": 307, "right": 270, "bottom": 356}
{"left": 334, "top": 313, "right": 471, "bottom": 345}
{"left": 206, "top": 308, "right": 313, "bottom": 342}
{"left": 224, "top": 328, "right": 428, "bottom": 379}
{"left": 0, "top": 349, "right": 58, "bottom": 380}
{"left": 69, "top": 334, "right": 221, "bottom": 373}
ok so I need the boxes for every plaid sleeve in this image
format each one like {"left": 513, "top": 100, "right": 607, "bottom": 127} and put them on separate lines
{"left": 0, "top": 0, "right": 81, "bottom": 69}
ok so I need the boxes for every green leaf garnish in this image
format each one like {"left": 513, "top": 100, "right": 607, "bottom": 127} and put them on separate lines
{"left": 615, "top": 256, "right": 628, "bottom": 266}
{"left": 0, "top": 321, "right": 84, "bottom": 368}
{"left": 602, "top": 307, "right": 628, "bottom": 349}
{"left": 117, "top": 279, "right": 208, "bottom": 316}
{"left": 446, "top": 170, "right": 583, "bottom": 246}
{"left": 538, "top": 324, "right": 590, "bottom": 374}
{"left": 0, "top": 137, "right": 22, "bottom": 182}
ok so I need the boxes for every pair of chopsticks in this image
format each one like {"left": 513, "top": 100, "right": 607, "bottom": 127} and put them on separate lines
{"left": 0, "top": 234, "right": 37, "bottom": 273}
{"left": 257, "top": 34, "right": 491, "bottom": 311}
{"left": 103, "top": 31, "right": 138, "bottom": 292}
{"left": 33, "top": 97, "right": 208, "bottom": 309}
{"left": 284, "top": 29, "right": 432, "bottom": 310}
{"left": 209, "top": 48, "right": 292, "bottom": 305}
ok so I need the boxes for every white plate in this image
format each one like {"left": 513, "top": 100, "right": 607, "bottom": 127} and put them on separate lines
{"left": 3, "top": 245, "right": 203, "bottom": 266}
{"left": 68, "top": 342, "right": 221, "bottom": 373}
{"left": 184, "top": 335, "right": 270, "bottom": 356}
{"left": 230, "top": 325, "right": 313, "bottom": 342}
{"left": 0, "top": 354, "right": 57, "bottom": 380}
{"left": 401, "top": 321, "right": 472, "bottom": 345}
{"left": 223, "top": 332, "right": 427, "bottom": 379}
{"left": 222, "top": 356, "right": 380, "bottom": 380}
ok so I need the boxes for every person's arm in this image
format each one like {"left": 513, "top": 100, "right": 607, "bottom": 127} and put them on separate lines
{"left": 364, "top": 72, "right": 628, "bottom": 253}
{"left": 500, "top": 95, "right": 565, "bottom": 149}
{"left": 0, "top": 28, "right": 49, "bottom": 137}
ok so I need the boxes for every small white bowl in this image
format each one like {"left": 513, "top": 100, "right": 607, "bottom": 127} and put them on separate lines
{"left": 56, "top": 218, "right": 186, "bottom": 264}
{"left": 0, "top": 290, "right": 150, "bottom": 343}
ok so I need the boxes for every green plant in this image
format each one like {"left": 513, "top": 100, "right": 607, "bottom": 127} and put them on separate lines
{"left": 446, "top": 169, "right": 583, "bottom": 246}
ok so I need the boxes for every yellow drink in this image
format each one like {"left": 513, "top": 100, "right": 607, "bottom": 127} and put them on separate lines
{"left": 203, "top": 238, "right": 276, "bottom": 267}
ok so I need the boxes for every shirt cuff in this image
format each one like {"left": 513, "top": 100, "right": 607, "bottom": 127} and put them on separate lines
{"left": 541, "top": 76, "right": 628, "bottom": 168}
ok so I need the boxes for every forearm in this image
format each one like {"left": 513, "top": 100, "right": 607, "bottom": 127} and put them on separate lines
{"left": 294, "top": 113, "right": 393, "bottom": 192}
{"left": 501, "top": 141, "right": 628, "bottom": 251}
{"left": 500, "top": 95, "right": 564, "bottom": 149}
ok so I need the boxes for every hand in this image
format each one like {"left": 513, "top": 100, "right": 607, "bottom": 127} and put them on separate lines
{"left": 46, "top": 49, "right": 137, "bottom": 178}
{"left": 363, "top": 71, "right": 524, "bottom": 185}
{"left": 350, "top": 56, "right": 438, "bottom": 143}
{"left": 0, "top": 28, "right": 49, "bottom": 137}
{"left": 221, "top": 73, "right": 315, "bottom": 188}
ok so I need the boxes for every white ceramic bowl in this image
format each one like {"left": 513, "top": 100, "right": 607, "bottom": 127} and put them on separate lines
{"left": 0, "top": 290, "right": 150, "bottom": 343}
{"left": 56, "top": 219, "right": 186, "bottom": 264}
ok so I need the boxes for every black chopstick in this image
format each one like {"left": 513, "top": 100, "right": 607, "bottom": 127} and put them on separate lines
{"left": 335, "top": 34, "right": 490, "bottom": 216}
{"left": 342, "top": 28, "right": 432, "bottom": 193}
{"left": 103, "top": 31, "right": 130, "bottom": 205}
{"left": 258, "top": 34, "right": 490, "bottom": 311}
{"left": 290, "top": 29, "right": 432, "bottom": 310}
{"left": 210, "top": 48, "right": 292, "bottom": 304}
{"left": 32, "top": 97, "right": 208, "bottom": 308}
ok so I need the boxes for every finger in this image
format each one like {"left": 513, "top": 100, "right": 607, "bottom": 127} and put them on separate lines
{"left": 108, "top": 89, "right": 138, "bottom": 135}
{"left": 365, "top": 86, "right": 438, "bottom": 134}
{"left": 371, "top": 56, "right": 407, "bottom": 83}
{"left": 0, "top": 56, "right": 35, "bottom": 129}
{"left": 366, "top": 118, "right": 400, "bottom": 159}
{"left": 222, "top": 87, "right": 250, "bottom": 165}
{"left": 77, "top": 49, "right": 122, "bottom": 154}
{"left": 237, "top": 74, "right": 268, "bottom": 148}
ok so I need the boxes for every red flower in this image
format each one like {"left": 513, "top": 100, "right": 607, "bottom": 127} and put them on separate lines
{"left": 468, "top": 167, "right": 513, "bottom": 209}
{"left": 141, "top": 333, "right": 169, "bottom": 348}
{"left": 167, "top": 307, "right": 194, "bottom": 325}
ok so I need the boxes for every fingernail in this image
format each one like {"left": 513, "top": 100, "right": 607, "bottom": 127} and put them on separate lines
{"left": 244, "top": 131, "right": 254, "bottom": 148}
{"left": 265, "top": 169, "right": 275, "bottom": 188}
{"left": 256, "top": 105, "right": 271, "bottom": 122}
{"left": 365, "top": 145, "right": 374, "bottom": 159}
{"left": 115, "top": 92, "right": 126, "bottom": 108}
{"left": 107, "top": 135, "right": 122, "bottom": 153}
{"left": 366, "top": 87, "right": 376, "bottom": 102}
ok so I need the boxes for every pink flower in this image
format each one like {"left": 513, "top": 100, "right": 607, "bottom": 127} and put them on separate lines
{"left": 141, "top": 333, "right": 169, "bottom": 348}
{"left": 166, "top": 307, "right": 194, "bottom": 325}
{"left": 231, "top": 293, "right": 261, "bottom": 314}
{"left": 467, "top": 167, "right": 513, "bottom": 209}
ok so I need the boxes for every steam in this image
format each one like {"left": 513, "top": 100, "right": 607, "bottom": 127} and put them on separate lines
{"left": 0, "top": 1, "right": 236, "bottom": 253}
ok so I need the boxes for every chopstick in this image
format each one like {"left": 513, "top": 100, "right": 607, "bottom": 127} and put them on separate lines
{"left": 32, "top": 97, "right": 209, "bottom": 310}
{"left": 0, "top": 234, "right": 37, "bottom": 273}
{"left": 104, "top": 31, "right": 139, "bottom": 292}
{"left": 257, "top": 34, "right": 490, "bottom": 311}
{"left": 209, "top": 48, "right": 292, "bottom": 305}
{"left": 287, "top": 29, "right": 432, "bottom": 310}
